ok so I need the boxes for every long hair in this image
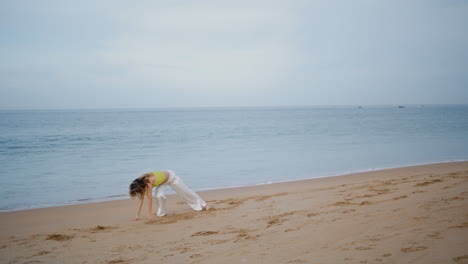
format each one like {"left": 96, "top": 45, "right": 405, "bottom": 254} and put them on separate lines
{"left": 129, "top": 173, "right": 152, "bottom": 198}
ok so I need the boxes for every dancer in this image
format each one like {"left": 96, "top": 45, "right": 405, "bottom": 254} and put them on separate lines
{"left": 129, "top": 170, "right": 208, "bottom": 220}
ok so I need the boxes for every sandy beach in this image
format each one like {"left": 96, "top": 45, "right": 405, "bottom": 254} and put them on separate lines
{"left": 1, "top": 161, "right": 467, "bottom": 264}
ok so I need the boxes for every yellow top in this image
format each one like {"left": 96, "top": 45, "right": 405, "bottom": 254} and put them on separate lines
{"left": 152, "top": 171, "right": 167, "bottom": 187}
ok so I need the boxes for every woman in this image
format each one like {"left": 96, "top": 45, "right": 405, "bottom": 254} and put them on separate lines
{"left": 129, "top": 170, "right": 208, "bottom": 220}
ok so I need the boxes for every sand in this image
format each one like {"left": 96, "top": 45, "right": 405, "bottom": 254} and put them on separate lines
{"left": 1, "top": 161, "right": 468, "bottom": 264}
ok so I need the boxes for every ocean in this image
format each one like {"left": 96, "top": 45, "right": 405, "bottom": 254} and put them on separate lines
{"left": 1, "top": 105, "right": 467, "bottom": 211}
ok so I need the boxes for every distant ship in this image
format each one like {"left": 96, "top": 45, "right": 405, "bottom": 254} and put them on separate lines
{"left": 398, "top": 105, "right": 405, "bottom": 108}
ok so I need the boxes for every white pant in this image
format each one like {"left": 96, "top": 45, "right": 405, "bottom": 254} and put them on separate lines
{"left": 154, "top": 170, "right": 206, "bottom": 217}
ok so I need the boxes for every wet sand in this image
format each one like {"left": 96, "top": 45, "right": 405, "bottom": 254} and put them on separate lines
{"left": 1, "top": 161, "right": 468, "bottom": 264}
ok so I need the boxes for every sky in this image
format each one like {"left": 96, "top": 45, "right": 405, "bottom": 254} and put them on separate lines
{"left": 1, "top": 0, "right": 467, "bottom": 110}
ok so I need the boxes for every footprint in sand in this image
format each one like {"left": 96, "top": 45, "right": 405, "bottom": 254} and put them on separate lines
{"left": 427, "top": 232, "right": 443, "bottom": 239}
{"left": 170, "top": 246, "right": 193, "bottom": 253}
{"left": 369, "top": 188, "right": 391, "bottom": 195}
{"left": 414, "top": 179, "right": 443, "bottom": 187}
{"left": 190, "top": 254, "right": 202, "bottom": 259}
{"left": 401, "top": 246, "right": 428, "bottom": 253}
{"left": 355, "top": 246, "right": 375, "bottom": 250}
{"left": 33, "top": 250, "right": 51, "bottom": 256}
{"left": 220, "top": 228, "right": 260, "bottom": 242}
{"left": 91, "top": 225, "right": 117, "bottom": 231}
{"left": 287, "top": 259, "right": 307, "bottom": 263}
{"left": 392, "top": 195, "right": 408, "bottom": 200}
{"left": 453, "top": 255, "right": 468, "bottom": 264}
{"left": 145, "top": 211, "right": 205, "bottom": 225}
{"left": 234, "top": 232, "right": 259, "bottom": 242}
{"left": 332, "top": 201, "right": 354, "bottom": 206}
{"left": 46, "top": 233, "right": 74, "bottom": 241}
{"left": 206, "top": 239, "right": 230, "bottom": 245}
{"left": 191, "top": 231, "right": 219, "bottom": 237}
{"left": 264, "top": 211, "right": 297, "bottom": 228}
{"left": 106, "top": 258, "right": 132, "bottom": 264}
{"left": 449, "top": 222, "right": 468, "bottom": 229}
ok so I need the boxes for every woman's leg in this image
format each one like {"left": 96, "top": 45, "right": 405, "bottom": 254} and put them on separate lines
{"left": 154, "top": 186, "right": 167, "bottom": 216}
{"left": 169, "top": 173, "right": 207, "bottom": 211}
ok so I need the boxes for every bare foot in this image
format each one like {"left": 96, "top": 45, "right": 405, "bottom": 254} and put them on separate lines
{"left": 202, "top": 205, "right": 210, "bottom": 211}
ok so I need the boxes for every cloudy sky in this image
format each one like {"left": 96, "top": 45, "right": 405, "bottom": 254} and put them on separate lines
{"left": 1, "top": 0, "right": 467, "bottom": 109}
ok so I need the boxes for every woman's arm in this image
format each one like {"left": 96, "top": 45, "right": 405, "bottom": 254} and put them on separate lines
{"left": 146, "top": 184, "right": 154, "bottom": 220}
{"left": 132, "top": 195, "right": 144, "bottom": 220}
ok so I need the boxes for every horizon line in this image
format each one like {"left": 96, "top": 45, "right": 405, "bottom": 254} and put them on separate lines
{"left": 0, "top": 103, "right": 467, "bottom": 112}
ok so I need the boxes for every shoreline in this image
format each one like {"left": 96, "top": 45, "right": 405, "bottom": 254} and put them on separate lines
{"left": 1, "top": 161, "right": 467, "bottom": 263}
{"left": 2, "top": 159, "right": 467, "bottom": 213}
